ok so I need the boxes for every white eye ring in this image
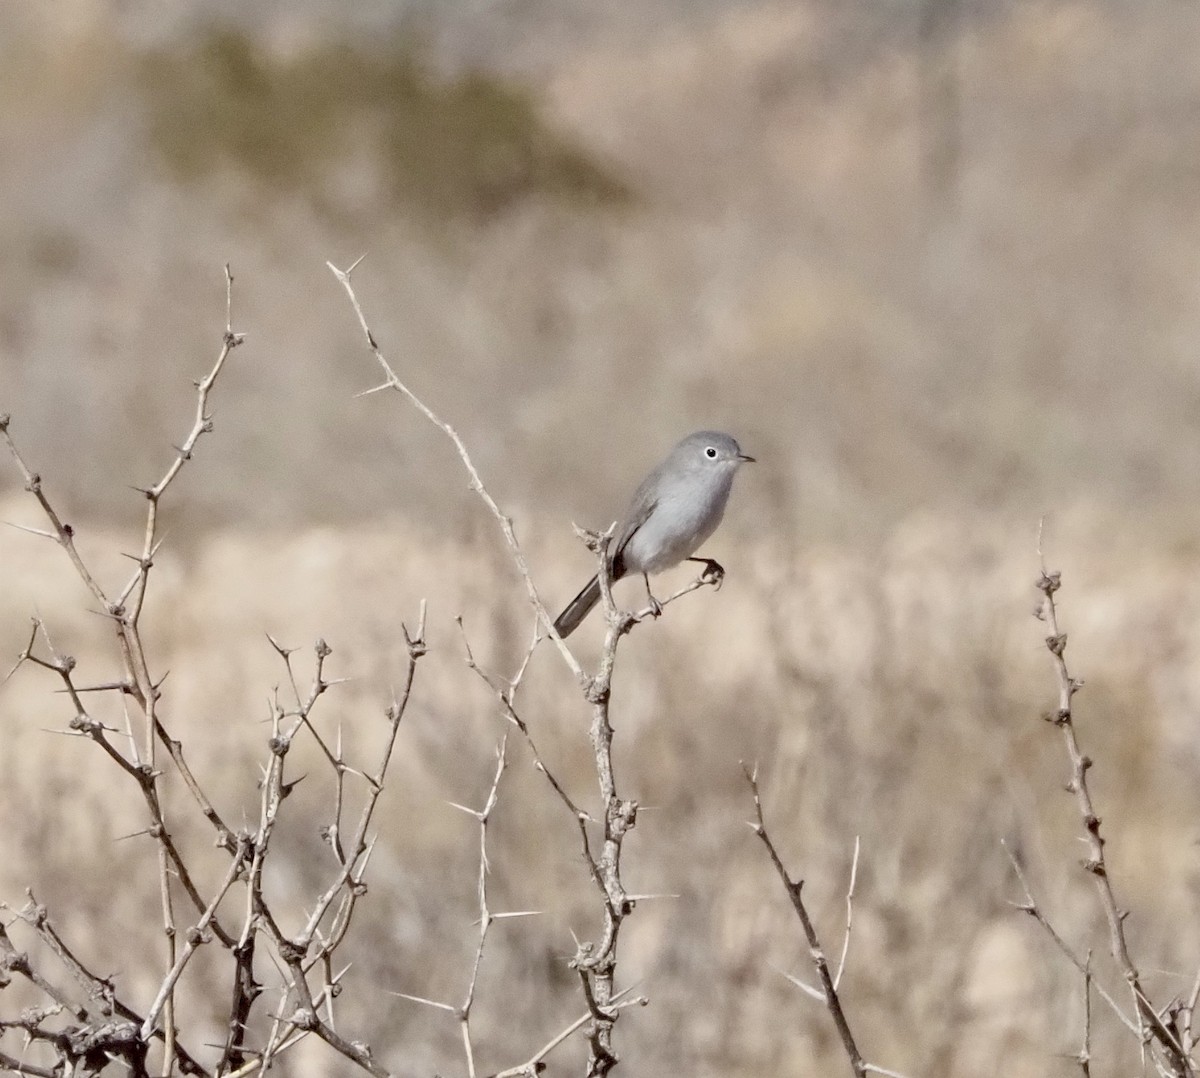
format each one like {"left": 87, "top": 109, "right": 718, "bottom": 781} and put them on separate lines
{"left": 704, "top": 446, "right": 718, "bottom": 459}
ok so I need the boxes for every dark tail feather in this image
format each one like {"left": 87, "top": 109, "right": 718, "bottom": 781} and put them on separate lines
{"left": 553, "top": 574, "right": 602, "bottom": 638}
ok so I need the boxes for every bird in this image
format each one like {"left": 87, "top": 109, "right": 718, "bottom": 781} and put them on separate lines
{"left": 553, "top": 431, "right": 754, "bottom": 637}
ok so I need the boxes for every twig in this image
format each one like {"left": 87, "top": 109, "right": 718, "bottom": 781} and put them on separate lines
{"left": 1034, "top": 549, "right": 1193, "bottom": 1077}
{"left": 0, "top": 415, "right": 110, "bottom": 609}
{"left": 490, "top": 985, "right": 647, "bottom": 1078}
{"left": 834, "top": 836, "right": 860, "bottom": 991}
{"left": 329, "top": 259, "right": 644, "bottom": 1076}
{"left": 1079, "top": 950, "right": 1093, "bottom": 1077}
{"left": 1181, "top": 965, "right": 1200, "bottom": 1061}
{"left": 1002, "top": 840, "right": 1138, "bottom": 1034}
{"left": 249, "top": 616, "right": 426, "bottom": 1078}
{"left": 0, "top": 1050, "right": 59, "bottom": 1078}
{"left": 457, "top": 622, "right": 599, "bottom": 879}
{"left": 141, "top": 840, "right": 251, "bottom": 1040}
{"left": 1, "top": 894, "right": 209, "bottom": 1076}
{"left": 394, "top": 738, "right": 541, "bottom": 1078}
{"left": 3, "top": 266, "right": 441, "bottom": 1078}
{"left": 0, "top": 268, "right": 244, "bottom": 865}
{"left": 555, "top": 528, "right": 645, "bottom": 1075}
{"left": 744, "top": 764, "right": 869, "bottom": 1078}
{"left": 459, "top": 739, "right": 509, "bottom": 1078}
{"left": 326, "top": 258, "right": 582, "bottom": 683}
{"left": 126, "top": 264, "right": 244, "bottom": 627}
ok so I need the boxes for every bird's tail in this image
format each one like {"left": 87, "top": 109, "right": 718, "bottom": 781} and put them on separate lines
{"left": 553, "top": 574, "right": 602, "bottom": 638}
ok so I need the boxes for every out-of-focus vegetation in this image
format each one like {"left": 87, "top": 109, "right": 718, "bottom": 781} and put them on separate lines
{"left": 3, "top": 1, "right": 1200, "bottom": 1075}
{"left": 140, "top": 29, "right": 631, "bottom": 221}
{"left": 2, "top": 496, "right": 1199, "bottom": 1078}
{"left": 3, "top": 1, "right": 1200, "bottom": 537}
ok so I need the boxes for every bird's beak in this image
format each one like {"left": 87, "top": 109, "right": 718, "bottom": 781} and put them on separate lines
{"left": 739, "top": 453, "right": 756, "bottom": 463}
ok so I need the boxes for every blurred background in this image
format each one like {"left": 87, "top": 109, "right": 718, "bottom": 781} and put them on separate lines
{"left": 4, "top": 1, "right": 1200, "bottom": 1076}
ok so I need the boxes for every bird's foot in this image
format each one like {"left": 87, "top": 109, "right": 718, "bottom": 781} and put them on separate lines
{"left": 688, "top": 557, "right": 726, "bottom": 590}
{"left": 636, "top": 573, "right": 664, "bottom": 622}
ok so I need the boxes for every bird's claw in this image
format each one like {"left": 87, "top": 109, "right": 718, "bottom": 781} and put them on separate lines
{"left": 695, "top": 558, "right": 725, "bottom": 589}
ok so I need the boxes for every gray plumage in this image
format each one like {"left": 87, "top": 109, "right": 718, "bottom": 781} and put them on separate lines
{"left": 554, "top": 431, "right": 754, "bottom": 637}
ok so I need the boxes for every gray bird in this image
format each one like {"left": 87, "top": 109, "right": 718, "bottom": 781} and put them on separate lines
{"left": 553, "top": 431, "right": 755, "bottom": 637}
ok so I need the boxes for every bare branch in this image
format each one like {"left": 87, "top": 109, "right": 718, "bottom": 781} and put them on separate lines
{"left": 1002, "top": 840, "right": 1138, "bottom": 1035}
{"left": 834, "top": 836, "right": 860, "bottom": 991}
{"left": 459, "top": 739, "right": 510, "bottom": 1078}
{"left": 326, "top": 258, "right": 583, "bottom": 683}
{"left": 744, "top": 764, "right": 869, "bottom": 1078}
{"left": 490, "top": 985, "right": 646, "bottom": 1078}
{"left": 1079, "top": 950, "right": 1093, "bottom": 1077}
{"left": 141, "top": 839, "right": 251, "bottom": 1040}
{"left": 1033, "top": 557, "right": 1192, "bottom": 1076}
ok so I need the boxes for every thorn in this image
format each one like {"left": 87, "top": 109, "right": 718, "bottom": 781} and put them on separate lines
{"left": 3, "top": 521, "right": 57, "bottom": 540}
{"left": 446, "top": 800, "right": 482, "bottom": 819}
{"left": 280, "top": 774, "right": 307, "bottom": 799}
{"left": 54, "top": 680, "right": 131, "bottom": 695}
{"left": 114, "top": 828, "right": 157, "bottom": 843}
{"left": 265, "top": 634, "right": 293, "bottom": 658}
{"left": 390, "top": 991, "right": 455, "bottom": 1013}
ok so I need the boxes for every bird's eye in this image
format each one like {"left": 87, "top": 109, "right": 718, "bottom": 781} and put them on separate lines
{"left": 704, "top": 446, "right": 718, "bottom": 459}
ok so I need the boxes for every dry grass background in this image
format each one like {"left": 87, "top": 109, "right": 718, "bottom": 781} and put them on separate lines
{"left": 4, "top": 489, "right": 1200, "bottom": 1076}
{"left": 3, "top": 1, "right": 1200, "bottom": 1075}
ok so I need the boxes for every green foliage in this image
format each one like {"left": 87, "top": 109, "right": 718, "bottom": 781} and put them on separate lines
{"left": 139, "top": 28, "right": 631, "bottom": 221}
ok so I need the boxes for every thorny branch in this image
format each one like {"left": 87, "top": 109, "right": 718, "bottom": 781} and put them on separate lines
{"left": 0, "top": 268, "right": 425, "bottom": 1078}
{"left": 1, "top": 268, "right": 244, "bottom": 1076}
{"left": 1003, "top": 842, "right": 1138, "bottom": 1037}
{"left": 326, "top": 257, "right": 583, "bottom": 684}
{"left": 395, "top": 738, "right": 543, "bottom": 1078}
{"left": 744, "top": 766, "right": 910, "bottom": 1078}
{"left": 249, "top": 618, "right": 427, "bottom": 1078}
{"left": 1, "top": 893, "right": 207, "bottom": 1077}
{"left": 744, "top": 765, "right": 868, "bottom": 1078}
{"left": 458, "top": 624, "right": 603, "bottom": 897}
{"left": 0, "top": 252, "right": 742, "bottom": 1078}
{"left": 1033, "top": 559, "right": 1193, "bottom": 1077}
{"left": 328, "top": 258, "right": 665, "bottom": 1076}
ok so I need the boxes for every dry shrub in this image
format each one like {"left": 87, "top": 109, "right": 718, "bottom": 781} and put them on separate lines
{"left": 3, "top": 487, "right": 1199, "bottom": 1076}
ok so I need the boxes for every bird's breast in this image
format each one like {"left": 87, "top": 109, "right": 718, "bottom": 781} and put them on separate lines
{"left": 622, "top": 473, "right": 733, "bottom": 574}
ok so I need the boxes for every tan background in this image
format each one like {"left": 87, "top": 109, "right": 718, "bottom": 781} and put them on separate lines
{"left": 3, "top": 2, "right": 1200, "bottom": 1076}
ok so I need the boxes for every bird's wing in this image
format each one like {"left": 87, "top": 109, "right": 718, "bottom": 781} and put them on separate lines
{"left": 615, "top": 499, "right": 655, "bottom": 554}
{"left": 611, "top": 478, "right": 660, "bottom": 577}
